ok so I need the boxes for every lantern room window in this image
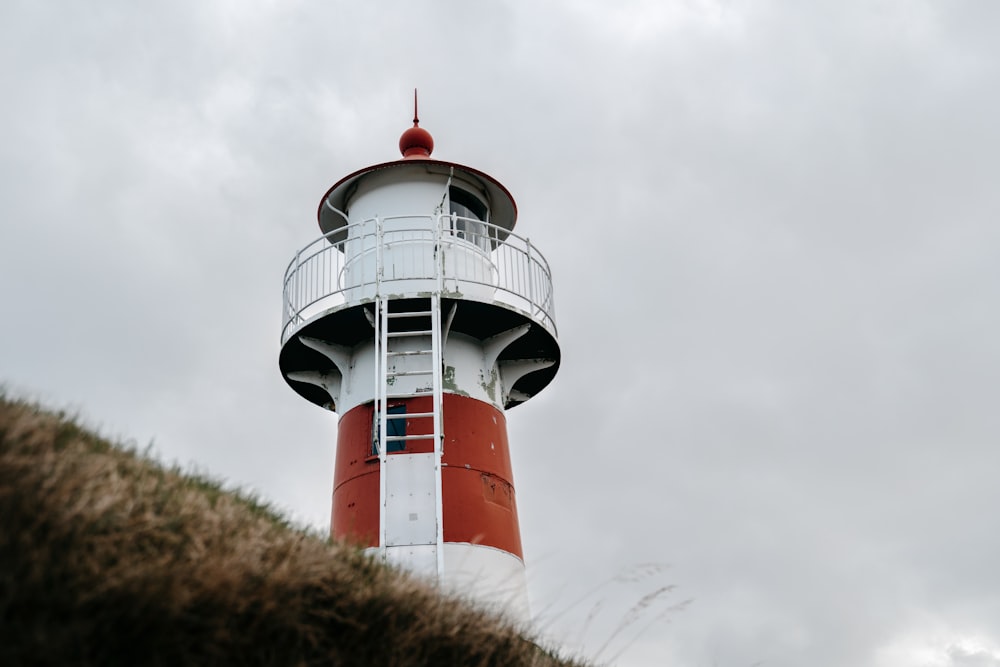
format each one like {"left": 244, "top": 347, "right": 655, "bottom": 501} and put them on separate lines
{"left": 449, "top": 187, "right": 490, "bottom": 251}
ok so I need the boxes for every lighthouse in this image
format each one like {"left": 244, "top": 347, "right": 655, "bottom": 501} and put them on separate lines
{"left": 278, "top": 96, "right": 560, "bottom": 621}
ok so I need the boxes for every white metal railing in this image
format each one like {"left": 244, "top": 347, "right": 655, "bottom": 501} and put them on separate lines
{"left": 281, "top": 214, "right": 557, "bottom": 343}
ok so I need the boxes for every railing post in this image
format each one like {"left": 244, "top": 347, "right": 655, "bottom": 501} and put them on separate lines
{"left": 375, "top": 216, "right": 383, "bottom": 297}
{"left": 291, "top": 246, "right": 304, "bottom": 332}
{"left": 525, "top": 238, "right": 535, "bottom": 316}
{"left": 436, "top": 214, "right": 445, "bottom": 293}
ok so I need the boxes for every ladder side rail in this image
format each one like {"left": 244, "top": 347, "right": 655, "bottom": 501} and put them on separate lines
{"left": 378, "top": 295, "right": 391, "bottom": 560}
{"left": 432, "top": 215, "right": 446, "bottom": 578}
{"left": 379, "top": 295, "right": 391, "bottom": 467}
{"left": 375, "top": 216, "right": 389, "bottom": 561}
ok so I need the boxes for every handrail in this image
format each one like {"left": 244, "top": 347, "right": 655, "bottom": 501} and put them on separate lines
{"left": 281, "top": 214, "right": 557, "bottom": 344}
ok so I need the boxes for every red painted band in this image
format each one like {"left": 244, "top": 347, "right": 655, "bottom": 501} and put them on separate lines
{"left": 330, "top": 393, "right": 523, "bottom": 558}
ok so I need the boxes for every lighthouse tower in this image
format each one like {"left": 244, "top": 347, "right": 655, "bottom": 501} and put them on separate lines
{"left": 278, "top": 98, "right": 560, "bottom": 621}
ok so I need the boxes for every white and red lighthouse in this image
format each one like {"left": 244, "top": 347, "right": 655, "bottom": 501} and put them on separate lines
{"left": 279, "top": 98, "right": 560, "bottom": 621}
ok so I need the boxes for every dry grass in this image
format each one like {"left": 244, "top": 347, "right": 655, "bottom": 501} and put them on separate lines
{"left": 0, "top": 395, "right": 588, "bottom": 667}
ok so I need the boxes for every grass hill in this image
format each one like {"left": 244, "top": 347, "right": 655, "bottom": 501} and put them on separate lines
{"left": 0, "top": 395, "right": 587, "bottom": 667}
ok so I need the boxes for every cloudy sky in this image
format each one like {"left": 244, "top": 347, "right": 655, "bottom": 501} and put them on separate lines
{"left": 3, "top": 1, "right": 1000, "bottom": 665}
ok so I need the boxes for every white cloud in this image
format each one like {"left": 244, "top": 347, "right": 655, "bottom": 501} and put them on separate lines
{"left": 876, "top": 627, "right": 1000, "bottom": 667}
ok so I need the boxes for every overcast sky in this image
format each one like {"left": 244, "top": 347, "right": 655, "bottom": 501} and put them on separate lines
{"left": 3, "top": 1, "right": 1000, "bottom": 665}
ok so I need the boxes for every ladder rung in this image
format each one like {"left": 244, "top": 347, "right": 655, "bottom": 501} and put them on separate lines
{"left": 384, "top": 434, "right": 436, "bottom": 442}
{"left": 393, "top": 411, "right": 434, "bottom": 419}
{"left": 380, "top": 413, "right": 435, "bottom": 421}
{"left": 388, "top": 369, "right": 432, "bottom": 377}
{"left": 387, "top": 330, "right": 432, "bottom": 338}
{"left": 387, "top": 311, "right": 432, "bottom": 318}
{"left": 387, "top": 350, "right": 431, "bottom": 357}
{"left": 386, "top": 390, "right": 432, "bottom": 399}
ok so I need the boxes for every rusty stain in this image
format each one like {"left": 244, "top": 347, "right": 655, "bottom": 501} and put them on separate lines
{"left": 442, "top": 365, "right": 470, "bottom": 397}
{"left": 479, "top": 365, "right": 499, "bottom": 402}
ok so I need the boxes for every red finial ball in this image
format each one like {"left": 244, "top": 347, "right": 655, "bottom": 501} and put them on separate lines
{"left": 399, "top": 124, "right": 434, "bottom": 158}
{"left": 400, "top": 90, "right": 434, "bottom": 158}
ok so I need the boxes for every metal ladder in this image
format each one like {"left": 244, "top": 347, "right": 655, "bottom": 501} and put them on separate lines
{"left": 372, "top": 239, "right": 446, "bottom": 578}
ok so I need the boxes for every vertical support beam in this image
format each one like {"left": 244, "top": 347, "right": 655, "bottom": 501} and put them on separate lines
{"left": 432, "top": 212, "right": 446, "bottom": 579}
{"left": 441, "top": 302, "right": 457, "bottom": 352}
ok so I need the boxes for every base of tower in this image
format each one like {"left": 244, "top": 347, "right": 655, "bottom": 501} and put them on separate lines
{"left": 367, "top": 542, "right": 530, "bottom": 624}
